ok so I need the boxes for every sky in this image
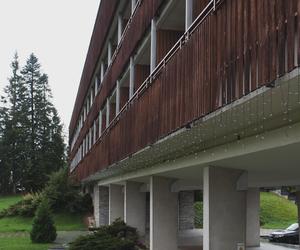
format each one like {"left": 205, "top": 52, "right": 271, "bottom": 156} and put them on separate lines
{"left": 0, "top": 0, "right": 100, "bottom": 139}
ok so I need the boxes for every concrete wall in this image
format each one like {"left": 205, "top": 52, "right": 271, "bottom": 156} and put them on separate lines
{"left": 246, "top": 188, "right": 260, "bottom": 247}
{"left": 109, "top": 184, "right": 124, "bottom": 224}
{"left": 179, "top": 191, "right": 195, "bottom": 230}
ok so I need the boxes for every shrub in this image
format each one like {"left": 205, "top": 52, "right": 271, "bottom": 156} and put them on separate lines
{"left": 69, "top": 219, "right": 147, "bottom": 250}
{"left": 30, "top": 198, "right": 57, "bottom": 243}
{"left": 194, "top": 201, "right": 203, "bottom": 228}
{"left": 43, "top": 168, "right": 93, "bottom": 214}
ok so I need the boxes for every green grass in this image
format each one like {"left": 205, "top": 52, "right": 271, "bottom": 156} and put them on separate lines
{"left": 0, "top": 195, "right": 22, "bottom": 212}
{"left": 0, "top": 235, "right": 50, "bottom": 250}
{"left": 260, "top": 192, "right": 298, "bottom": 229}
{"left": 0, "top": 212, "right": 86, "bottom": 233}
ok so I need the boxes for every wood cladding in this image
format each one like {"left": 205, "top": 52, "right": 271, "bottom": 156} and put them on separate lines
{"left": 71, "top": 0, "right": 300, "bottom": 182}
{"left": 135, "top": 65, "right": 150, "bottom": 91}
{"left": 156, "top": 29, "right": 183, "bottom": 63}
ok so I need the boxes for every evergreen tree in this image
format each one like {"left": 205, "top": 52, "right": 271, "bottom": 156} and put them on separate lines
{"left": 30, "top": 198, "right": 57, "bottom": 243}
{"left": 0, "top": 53, "right": 65, "bottom": 193}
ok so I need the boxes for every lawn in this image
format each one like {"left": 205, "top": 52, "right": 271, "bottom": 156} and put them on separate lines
{"left": 0, "top": 235, "right": 50, "bottom": 250}
{"left": 260, "top": 192, "right": 298, "bottom": 229}
{"left": 0, "top": 195, "right": 22, "bottom": 211}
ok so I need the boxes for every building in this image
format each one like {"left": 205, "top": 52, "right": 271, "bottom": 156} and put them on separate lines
{"left": 69, "top": 0, "right": 300, "bottom": 249}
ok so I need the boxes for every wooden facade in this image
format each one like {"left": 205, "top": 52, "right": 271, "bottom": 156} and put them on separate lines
{"left": 70, "top": 0, "right": 300, "bottom": 181}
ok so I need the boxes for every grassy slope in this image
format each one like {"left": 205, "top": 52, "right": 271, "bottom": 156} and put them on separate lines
{"left": 0, "top": 195, "right": 22, "bottom": 211}
{"left": 260, "top": 192, "right": 298, "bottom": 229}
{"left": 194, "top": 192, "right": 298, "bottom": 229}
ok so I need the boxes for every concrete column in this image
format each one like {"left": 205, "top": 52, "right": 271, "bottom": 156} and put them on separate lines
{"left": 116, "top": 81, "right": 120, "bottom": 114}
{"left": 94, "top": 185, "right": 109, "bottom": 227}
{"left": 129, "top": 57, "right": 135, "bottom": 98}
{"left": 179, "top": 191, "right": 195, "bottom": 230}
{"left": 203, "top": 166, "right": 246, "bottom": 250}
{"left": 108, "top": 41, "right": 112, "bottom": 66}
{"left": 106, "top": 99, "right": 110, "bottom": 128}
{"left": 98, "top": 110, "right": 102, "bottom": 137}
{"left": 109, "top": 184, "right": 124, "bottom": 224}
{"left": 246, "top": 188, "right": 260, "bottom": 247}
{"left": 131, "top": 0, "right": 137, "bottom": 14}
{"left": 100, "top": 61, "right": 105, "bottom": 82}
{"left": 90, "top": 90, "right": 93, "bottom": 107}
{"left": 94, "top": 77, "right": 98, "bottom": 96}
{"left": 124, "top": 181, "right": 146, "bottom": 236}
{"left": 185, "top": 0, "right": 193, "bottom": 31}
{"left": 118, "top": 15, "right": 123, "bottom": 44}
{"left": 150, "top": 176, "right": 178, "bottom": 250}
{"left": 150, "top": 19, "right": 157, "bottom": 73}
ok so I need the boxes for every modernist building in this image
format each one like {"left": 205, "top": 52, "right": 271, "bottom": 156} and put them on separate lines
{"left": 69, "top": 0, "right": 300, "bottom": 249}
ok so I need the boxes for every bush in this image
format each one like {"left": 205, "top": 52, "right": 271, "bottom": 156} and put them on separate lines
{"left": 43, "top": 168, "right": 93, "bottom": 214}
{"left": 194, "top": 201, "right": 203, "bottom": 228}
{"left": 0, "top": 193, "right": 43, "bottom": 218}
{"left": 69, "top": 219, "right": 147, "bottom": 250}
{"left": 30, "top": 199, "right": 57, "bottom": 243}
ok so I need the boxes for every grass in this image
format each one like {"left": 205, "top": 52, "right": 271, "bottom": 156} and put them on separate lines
{"left": 194, "top": 191, "right": 298, "bottom": 229}
{"left": 260, "top": 192, "right": 298, "bottom": 229}
{"left": 0, "top": 235, "right": 50, "bottom": 250}
{"left": 0, "top": 212, "right": 86, "bottom": 233}
{"left": 0, "top": 195, "right": 22, "bottom": 212}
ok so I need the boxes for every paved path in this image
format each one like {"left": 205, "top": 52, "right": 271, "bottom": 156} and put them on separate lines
{"left": 48, "top": 231, "right": 88, "bottom": 250}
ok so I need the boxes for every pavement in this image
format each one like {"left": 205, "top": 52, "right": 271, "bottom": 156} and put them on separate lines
{"left": 48, "top": 231, "right": 88, "bottom": 250}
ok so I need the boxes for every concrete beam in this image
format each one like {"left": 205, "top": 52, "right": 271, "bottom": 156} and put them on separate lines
{"left": 109, "top": 184, "right": 124, "bottom": 224}
{"left": 124, "top": 181, "right": 146, "bottom": 235}
{"left": 203, "top": 166, "right": 246, "bottom": 250}
{"left": 150, "top": 176, "right": 178, "bottom": 250}
{"left": 171, "top": 179, "right": 202, "bottom": 192}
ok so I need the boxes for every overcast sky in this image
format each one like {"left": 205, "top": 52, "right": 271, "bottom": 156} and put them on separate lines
{"left": 0, "top": 0, "right": 100, "bottom": 139}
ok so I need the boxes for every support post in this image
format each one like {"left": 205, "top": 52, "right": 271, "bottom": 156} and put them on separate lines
{"left": 124, "top": 181, "right": 146, "bottom": 236}
{"left": 116, "top": 81, "right": 120, "bottom": 114}
{"left": 246, "top": 188, "right": 260, "bottom": 247}
{"left": 131, "top": 0, "right": 137, "bottom": 14}
{"left": 94, "top": 77, "right": 98, "bottom": 96}
{"left": 185, "top": 0, "right": 193, "bottom": 31}
{"left": 150, "top": 19, "right": 157, "bottom": 73}
{"left": 118, "top": 15, "right": 123, "bottom": 44}
{"left": 109, "top": 184, "right": 124, "bottom": 224}
{"left": 100, "top": 61, "right": 105, "bottom": 82}
{"left": 150, "top": 176, "right": 178, "bottom": 250}
{"left": 98, "top": 110, "right": 102, "bottom": 137}
{"left": 108, "top": 41, "right": 112, "bottom": 66}
{"left": 106, "top": 99, "right": 110, "bottom": 128}
{"left": 93, "top": 121, "right": 96, "bottom": 144}
{"left": 129, "top": 57, "right": 135, "bottom": 99}
{"left": 203, "top": 166, "right": 246, "bottom": 250}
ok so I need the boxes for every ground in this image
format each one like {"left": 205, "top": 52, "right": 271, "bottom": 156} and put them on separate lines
{"left": 0, "top": 195, "right": 87, "bottom": 250}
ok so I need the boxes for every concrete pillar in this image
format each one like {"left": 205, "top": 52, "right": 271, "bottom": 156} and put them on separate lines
{"left": 106, "top": 99, "right": 110, "bottom": 128}
{"left": 94, "top": 185, "right": 109, "bottom": 227}
{"left": 109, "top": 184, "right": 124, "bottom": 224}
{"left": 150, "top": 176, "right": 178, "bottom": 250}
{"left": 129, "top": 57, "right": 135, "bottom": 99}
{"left": 93, "top": 121, "right": 96, "bottom": 144}
{"left": 116, "top": 81, "right": 120, "bottom": 114}
{"left": 131, "top": 0, "right": 137, "bottom": 14}
{"left": 118, "top": 15, "right": 123, "bottom": 44}
{"left": 185, "top": 0, "right": 193, "bottom": 31}
{"left": 94, "top": 77, "right": 98, "bottom": 96}
{"left": 203, "top": 166, "right": 246, "bottom": 250}
{"left": 100, "top": 61, "right": 104, "bottom": 82}
{"left": 179, "top": 191, "right": 195, "bottom": 230}
{"left": 150, "top": 19, "right": 157, "bottom": 73}
{"left": 124, "top": 181, "right": 146, "bottom": 236}
{"left": 108, "top": 41, "right": 112, "bottom": 66}
{"left": 98, "top": 110, "right": 102, "bottom": 137}
{"left": 246, "top": 188, "right": 260, "bottom": 247}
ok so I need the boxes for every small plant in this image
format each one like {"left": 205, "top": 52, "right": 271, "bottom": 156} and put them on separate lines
{"left": 30, "top": 198, "right": 57, "bottom": 243}
{"left": 69, "top": 219, "right": 147, "bottom": 250}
